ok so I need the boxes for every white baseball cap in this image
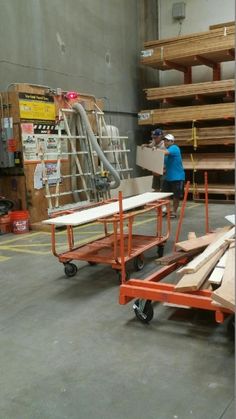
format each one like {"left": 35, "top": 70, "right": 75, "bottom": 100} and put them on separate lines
{"left": 164, "top": 134, "right": 175, "bottom": 141}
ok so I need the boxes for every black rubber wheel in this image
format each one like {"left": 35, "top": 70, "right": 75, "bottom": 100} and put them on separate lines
{"left": 64, "top": 262, "right": 78, "bottom": 277}
{"left": 88, "top": 261, "right": 97, "bottom": 266}
{"left": 227, "top": 315, "right": 235, "bottom": 341}
{"left": 133, "top": 255, "right": 144, "bottom": 271}
{"left": 157, "top": 245, "right": 165, "bottom": 258}
{"left": 133, "top": 299, "right": 154, "bottom": 323}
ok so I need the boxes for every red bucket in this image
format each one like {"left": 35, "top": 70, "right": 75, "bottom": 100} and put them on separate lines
{"left": 11, "top": 211, "right": 29, "bottom": 234}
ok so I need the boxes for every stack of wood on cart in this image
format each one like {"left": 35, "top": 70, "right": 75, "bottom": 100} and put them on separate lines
{"left": 158, "top": 226, "right": 235, "bottom": 311}
{"left": 138, "top": 22, "right": 235, "bottom": 201}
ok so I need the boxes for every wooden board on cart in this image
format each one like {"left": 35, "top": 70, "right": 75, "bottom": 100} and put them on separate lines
{"left": 175, "top": 248, "right": 225, "bottom": 292}
{"left": 176, "top": 232, "right": 220, "bottom": 252}
{"left": 177, "top": 228, "right": 235, "bottom": 274}
{"left": 43, "top": 192, "right": 172, "bottom": 226}
{"left": 211, "top": 246, "right": 235, "bottom": 311}
{"left": 110, "top": 176, "right": 153, "bottom": 198}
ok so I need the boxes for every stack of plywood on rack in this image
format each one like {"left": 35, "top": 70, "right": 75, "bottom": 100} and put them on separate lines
{"left": 138, "top": 22, "right": 235, "bottom": 201}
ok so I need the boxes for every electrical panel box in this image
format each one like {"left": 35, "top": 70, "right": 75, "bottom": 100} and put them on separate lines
{"left": 172, "top": 2, "right": 186, "bottom": 20}
{"left": 0, "top": 118, "right": 15, "bottom": 168}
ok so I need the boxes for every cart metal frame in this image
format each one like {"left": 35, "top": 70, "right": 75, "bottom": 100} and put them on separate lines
{"left": 50, "top": 194, "right": 171, "bottom": 278}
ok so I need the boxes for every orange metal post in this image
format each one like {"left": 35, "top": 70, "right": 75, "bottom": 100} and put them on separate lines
{"left": 173, "top": 181, "right": 190, "bottom": 251}
{"left": 118, "top": 191, "right": 126, "bottom": 282}
{"left": 204, "top": 171, "right": 209, "bottom": 234}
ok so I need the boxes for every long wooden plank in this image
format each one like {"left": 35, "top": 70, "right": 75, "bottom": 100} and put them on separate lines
{"left": 190, "top": 184, "right": 235, "bottom": 196}
{"left": 141, "top": 33, "right": 235, "bottom": 70}
{"left": 157, "top": 248, "right": 204, "bottom": 265}
{"left": 208, "top": 250, "right": 228, "bottom": 285}
{"left": 175, "top": 248, "right": 225, "bottom": 292}
{"left": 169, "top": 126, "right": 235, "bottom": 147}
{"left": 43, "top": 192, "right": 172, "bottom": 226}
{"left": 136, "top": 146, "right": 165, "bottom": 175}
{"left": 211, "top": 246, "right": 235, "bottom": 310}
{"left": 144, "top": 25, "right": 235, "bottom": 49}
{"left": 145, "top": 80, "right": 235, "bottom": 101}
{"left": 182, "top": 154, "right": 234, "bottom": 170}
{"left": 177, "top": 228, "right": 235, "bottom": 274}
{"left": 138, "top": 103, "right": 235, "bottom": 125}
{"left": 176, "top": 232, "right": 219, "bottom": 252}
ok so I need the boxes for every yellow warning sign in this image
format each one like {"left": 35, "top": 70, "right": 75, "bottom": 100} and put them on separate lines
{"left": 19, "top": 93, "right": 56, "bottom": 121}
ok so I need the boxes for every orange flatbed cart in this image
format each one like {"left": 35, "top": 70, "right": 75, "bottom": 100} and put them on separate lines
{"left": 49, "top": 193, "right": 171, "bottom": 279}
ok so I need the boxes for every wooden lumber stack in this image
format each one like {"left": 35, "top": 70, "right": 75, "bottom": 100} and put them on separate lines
{"left": 141, "top": 26, "right": 235, "bottom": 70}
{"left": 182, "top": 153, "right": 235, "bottom": 170}
{"left": 138, "top": 103, "right": 234, "bottom": 125}
{"left": 166, "top": 126, "right": 235, "bottom": 146}
{"left": 139, "top": 24, "right": 235, "bottom": 202}
{"left": 174, "top": 228, "right": 235, "bottom": 311}
{"left": 144, "top": 24, "right": 235, "bottom": 50}
{"left": 145, "top": 79, "right": 234, "bottom": 102}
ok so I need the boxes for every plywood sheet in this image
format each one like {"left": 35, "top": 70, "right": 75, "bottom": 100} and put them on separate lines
{"left": 43, "top": 192, "right": 172, "bottom": 226}
{"left": 110, "top": 176, "right": 153, "bottom": 198}
{"left": 136, "top": 146, "right": 165, "bottom": 175}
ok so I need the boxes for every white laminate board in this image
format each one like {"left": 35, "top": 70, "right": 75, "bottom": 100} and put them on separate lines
{"left": 110, "top": 176, "right": 153, "bottom": 198}
{"left": 225, "top": 214, "right": 235, "bottom": 225}
{"left": 43, "top": 192, "right": 172, "bottom": 226}
{"left": 136, "top": 146, "right": 165, "bottom": 175}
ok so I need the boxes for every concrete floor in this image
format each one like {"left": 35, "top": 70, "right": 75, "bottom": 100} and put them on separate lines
{"left": 0, "top": 202, "right": 234, "bottom": 419}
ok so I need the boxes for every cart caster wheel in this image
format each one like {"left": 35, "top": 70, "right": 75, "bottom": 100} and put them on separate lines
{"left": 88, "top": 261, "right": 97, "bottom": 266}
{"left": 157, "top": 245, "right": 165, "bottom": 258}
{"left": 133, "top": 299, "right": 154, "bottom": 323}
{"left": 64, "top": 262, "right": 78, "bottom": 277}
{"left": 117, "top": 271, "right": 130, "bottom": 283}
{"left": 133, "top": 255, "right": 144, "bottom": 271}
{"left": 227, "top": 315, "right": 235, "bottom": 340}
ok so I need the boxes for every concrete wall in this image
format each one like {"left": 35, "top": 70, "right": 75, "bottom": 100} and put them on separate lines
{"left": 0, "top": 0, "right": 157, "bottom": 173}
{"left": 157, "top": 0, "right": 235, "bottom": 86}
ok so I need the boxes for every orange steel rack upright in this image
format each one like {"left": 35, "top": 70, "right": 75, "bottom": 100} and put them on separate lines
{"left": 50, "top": 193, "right": 171, "bottom": 279}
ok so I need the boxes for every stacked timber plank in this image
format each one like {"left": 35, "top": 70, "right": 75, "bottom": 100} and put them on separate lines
{"left": 182, "top": 153, "right": 234, "bottom": 170}
{"left": 167, "top": 126, "right": 235, "bottom": 146}
{"left": 138, "top": 23, "right": 235, "bottom": 201}
{"left": 141, "top": 25, "right": 235, "bottom": 70}
{"left": 145, "top": 79, "right": 234, "bottom": 102}
{"left": 174, "top": 227, "right": 235, "bottom": 312}
{"left": 139, "top": 103, "right": 234, "bottom": 125}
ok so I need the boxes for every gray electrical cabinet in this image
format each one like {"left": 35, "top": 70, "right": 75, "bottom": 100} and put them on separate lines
{"left": 0, "top": 118, "right": 15, "bottom": 168}
{"left": 172, "top": 2, "right": 186, "bottom": 20}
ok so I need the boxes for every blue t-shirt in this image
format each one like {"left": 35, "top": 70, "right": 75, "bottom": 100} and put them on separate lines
{"left": 164, "top": 144, "right": 185, "bottom": 181}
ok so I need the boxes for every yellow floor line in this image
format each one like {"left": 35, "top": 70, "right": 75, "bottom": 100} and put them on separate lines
{"left": 0, "top": 246, "right": 50, "bottom": 255}
{"left": 0, "top": 255, "right": 11, "bottom": 262}
{"left": 0, "top": 232, "right": 43, "bottom": 245}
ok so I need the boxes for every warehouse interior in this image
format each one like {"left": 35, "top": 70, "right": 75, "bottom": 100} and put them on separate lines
{"left": 0, "top": 1, "right": 235, "bottom": 418}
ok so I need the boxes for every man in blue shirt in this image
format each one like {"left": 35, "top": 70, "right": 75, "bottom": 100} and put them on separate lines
{"left": 162, "top": 133, "right": 185, "bottom": 218}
